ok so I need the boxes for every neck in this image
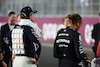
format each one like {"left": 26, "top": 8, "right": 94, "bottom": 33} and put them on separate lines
{"left": 8, "top": 20, "right": 14, "bottom": 24}
{"left": 68, "top": 24, "right": 76, "bottom": 30}
{"left": 68, "top": 24, "right": 73, "bottom": 27}
{"left": 29, "top": 18, "right": 33, "bottom": 22}
{"left": 63, "top": 25, "right": 67, "bottom": 29}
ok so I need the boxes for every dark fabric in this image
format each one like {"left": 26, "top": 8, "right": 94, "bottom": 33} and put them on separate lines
{"left": 92, "top": 23, "right": 100, "bottom": 58}
{"left": 60, "top": 59, "right": 78, "bottom": 67}
{"left": 59, "top": 59, "right": 62, "bottom": 67}
{"left": 0, "top": 60, "right": 2, "bottom": 67}
{"left": 24, "top": 26, "right": 41, "bottom": 60}
{"left": 53, "top": 27, "right": 86, "bottom": 64}
{"left": 4, "top": 25, "right": 41, "bottom": 61}
{"left": 0, "top": 23, "right": 11, "bottom": 67}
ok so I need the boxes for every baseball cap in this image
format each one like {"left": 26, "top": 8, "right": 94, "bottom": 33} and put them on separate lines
{"left": 20, "top": 6, "right": 37, "bottom": 18}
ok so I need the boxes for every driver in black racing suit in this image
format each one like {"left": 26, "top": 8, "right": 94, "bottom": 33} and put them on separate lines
{"left": 53, "top": 14, "right": 91, "bottom": 67}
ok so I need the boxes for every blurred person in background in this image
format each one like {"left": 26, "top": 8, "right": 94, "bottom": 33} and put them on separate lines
{"left": 55, "top": 14, "right": 72, "bottom": 67}
{"left": 91, "top": 13, "right": 100, "bottom": 67}
{"left": 18, "top": 9, "right": 43, "bottom": 38}
{"left": 4, "top": 6, "right": 41, "bottom": 67}
{"left": 0, "top": 11, "right": 16, "bottom": 67}
{"left": 62, "top": 15, "right": 72, "bottom": 29}
{"left": 17, "top": 14, "right": 21, "bottom": 24}
{"left": 53, "top": 14, "right": 91, "bottom": 67}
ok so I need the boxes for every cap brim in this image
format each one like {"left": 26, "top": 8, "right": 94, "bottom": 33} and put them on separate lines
{"left": 29, "top": 10, "right": 37, "bottom": 15}
{"left": 33, "top": 10, "right": 37, "bottom": 13}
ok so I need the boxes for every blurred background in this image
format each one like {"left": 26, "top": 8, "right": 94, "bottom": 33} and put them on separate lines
{"left": 0, "top": 0, "right": 100, "bottom": 17}
{"left": 0, "top": 0, "right": 100, "bottom": 67}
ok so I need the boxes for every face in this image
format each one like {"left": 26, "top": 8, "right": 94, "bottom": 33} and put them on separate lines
{"left": 17, "top": 15, "right": 21, "bottom": 23}
{"left": 74, "top": 20, "right": 82, "bottom": 31}
{"left": 29, "top": 14, "right": 34, "bottom": 22}
{"left": 9, "top": 14, "right": 16, "bottom": 23}
{"left": 99, "top": 16, "right": 100, "bottom": 21}
{"left": 63, "top": 18, "right": 69, "bottom": 27}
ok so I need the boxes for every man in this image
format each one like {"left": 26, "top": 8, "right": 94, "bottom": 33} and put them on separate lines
{"left": 57, "top": 14, "right": 72, "bottom": 67}
{"left": 62, "top": 15, "right": 72, "bottom": 29}
{"left": 0, "top": 11, "right": 16, "bottom": 67}
{"left": 18, "top": 10, "right": 43, "bottom": 37}
{"left": 4, "top": 6, "right": 41, "bottom": 67}
{"left": 53, "top": 14, "right": 91, "bottom": 67}
{"left": 91, "top": 13, "right": 100, "bottom": 67}
{"left": 92, "top": 13, "right": 100, "bottom": 58}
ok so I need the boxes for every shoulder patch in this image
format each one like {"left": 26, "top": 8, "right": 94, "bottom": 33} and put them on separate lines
{"left": 79, "top": 35, "right": 82, "bottom": 41}
{"left": 64, "top": 29, "right": 67, "bottom": 32}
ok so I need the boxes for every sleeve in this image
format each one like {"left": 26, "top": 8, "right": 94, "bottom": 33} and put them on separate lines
{"left": 92, "top": 25, "right": 97, "bottom": 39}
{"left": 25, "top": 27, "right": 39, "bottom": 43}
{"left": 74, "top": 34, "right": 86, "bottom": 60}
{"left": 30, "top": 22, "right": 43, "bottom": 37}
{"left": 53, "top": 32, "right": 62, "bottom": 58}
{"left": 35, "top": 27, "right": 44, "bottom": 37}
{"left": 25, "top": 27, "right": 41, "bottom": 60}
{"left": 2, "top": 30, "right": 12, "bottom": 53}
{"left": 35, "top": 42, "right": 41, "bottom": 61}
{"left": 3, "top": 31, "right": 11, "bottom": 45}
{"left": 0, "top": 26, "right": 6, "bottom": 51}
{"left": 91, "top": 24, "right": 98, "bottom": 54}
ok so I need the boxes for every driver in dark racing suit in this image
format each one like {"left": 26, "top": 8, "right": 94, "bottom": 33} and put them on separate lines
{"left": 53, "top": 14, "right": 91, "bottom": 67}
{"left": 3, "top": 6, "right": 41, "bottom": 67}
{"left": 4, "top": 25, "right": 41, "bottom": 67}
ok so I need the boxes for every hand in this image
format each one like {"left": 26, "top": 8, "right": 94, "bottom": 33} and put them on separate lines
{"left": 2, "top": 51, "right": 5, "bottom": 54}
{"left": 12, "top": 54, "right": 16, "bottom": 59}
{"left": 0, "top": 53, "right": 7, "bottom": 67}
{"left": 0, "top": 53, "right": 3, "bottom": 60}
{"left": 86, "top": 54, "right": 91, "bottom": 60}
{"left": 36, "top": 60, "right": 39, "bottom": 65}
{"left": 2, "top": 61, "right": 7, "bottom": 67}
{"left": 27, "top": 57, "right": 36, "bottom": 64}
{"left": 12, "top": 54, "right": 16, "bottom": 65}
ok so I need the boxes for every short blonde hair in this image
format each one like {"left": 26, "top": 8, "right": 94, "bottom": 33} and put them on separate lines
{"left": 62, "top": 15, "right": 72, "bottom": 24}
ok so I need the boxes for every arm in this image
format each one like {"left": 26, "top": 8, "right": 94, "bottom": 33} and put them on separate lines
{"left": 1, "top": 61, "right": 7, "bottom": 67}
{"left": 74, "top": 34, "right": 91, "bottom": 60}
{"left": 25, "top": 27, "right": 40, "bottom": 43}
{"left": 12, "top": 54, "right": 16, "bottom": 65}
{"left": 91, "top": 24, "right": 98, "bottom": 53}
{"left": 0, "top": 26, "right": 6, "bottom": 51}
{"left": 92, "top": 25, "right": 97, "bottom": 39}
{"left": 53, "top": 40, "right": 61, "bottom": 58}
{"left": 25, "top": 27, "right": 41, "bottom": 63}
{"left": 3, "top": 31, "right": 11, "bottom": 46}
{"left": 74, "top": 34, "right": 87, "bottom": 60}
{"left": 29, "top": 22, "right": 43, "bottom": 37}
{"left": 53, "top": 32, "right": 62, "bottom": 58}
{"left": 0, "top": 49, "right": 7, "bottom": 67}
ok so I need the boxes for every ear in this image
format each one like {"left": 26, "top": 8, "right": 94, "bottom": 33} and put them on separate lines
{"left": 29, "top": 15, "right": 31, "bottom": 19}
{"left": 99, "top": 16, "right": 100, "bottom": 20}
{"left": 8, "top": 16, "right": 10, "bottom": 20}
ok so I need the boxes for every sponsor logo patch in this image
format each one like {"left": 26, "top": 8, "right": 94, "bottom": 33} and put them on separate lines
{"left": 79, "top": 35, "right": 82, "bottom": 41}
